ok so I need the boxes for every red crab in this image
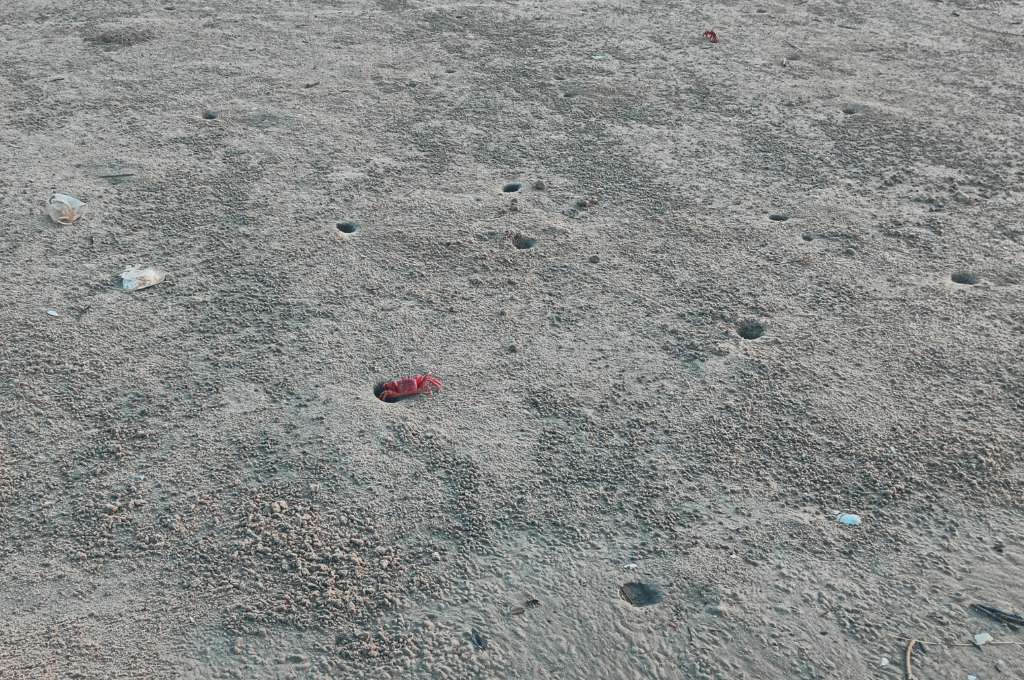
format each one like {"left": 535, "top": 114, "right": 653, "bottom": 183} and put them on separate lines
{"left": 703, "top": 30, "right": 719, "bottom": 43}
{"left": 375, "top": 373, "right": 443, "bottom": 402}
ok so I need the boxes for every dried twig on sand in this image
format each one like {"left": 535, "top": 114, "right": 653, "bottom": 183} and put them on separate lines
{"left": 904, "top": 639, "right": 922, "bottom": 680}
{"left": 972, "top": 603, "right": 1024, "bottom": 627}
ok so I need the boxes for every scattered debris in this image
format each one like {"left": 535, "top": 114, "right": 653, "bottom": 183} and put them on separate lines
{"left": 837, "top": 513, "right": 862, "bottom": 526}
{"left": 974, "top": 632, "right": 994, "bottom": 647}
{"left": 524, "top": 598, "right": 541, "bottom": 609}
{"left": 973, "top": 604, "right": 1024, "bottom": 627}
{"left": 623, "top": 563, "right": 638, "bottom": 571}
{"left": 904, "top": 639, "right": 923, "bottom": 679}
{"left": 703, "top": 30, "right": 719, "bottom": 44}
{"left": 373, "top": 374, "right": 443, "bottom": 402}
{"left": 121, "top": 265, "right": 166, "bottom": 291}
{"left": 47, "top": 193, "right": 85, "bottom": 225}
{"left": 620, "top": 582, "right": 664, "bottom": 607}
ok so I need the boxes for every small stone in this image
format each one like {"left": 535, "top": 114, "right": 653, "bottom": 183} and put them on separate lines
{"left": 996, "top": 658, "right": 1008, "bottom": 673}
{"left": 202, "top": 109, "right": 218, "bottom": 120}
{"left": 508, "top": 344, "right": 518, "bottom": 353}
{"left": 588, "top": 255, "right": 600, "bottom": 264}
{"left": 532, "top": 179, "right": 545, "bottom": 190}
{"left": 432, "top": 552, "right": 441, "bottom": 560}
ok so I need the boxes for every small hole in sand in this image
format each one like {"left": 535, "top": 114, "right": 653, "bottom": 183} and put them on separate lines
{"left": 503, "top": 182, "right": 521, "bottom": 193}
{"left": 373, "top": 382, "right": 402, "bottom": 403}
{"left": 620, "top": 582, "right": 663, "bottom": 607}
{"left": 951, "top": 271, "right": 979, "bottom": 285}
{"left": 512, "top": 234, "right": 537, "bottom": 250}
{"left": 768, "top": 213, "right": 789, "bottom": 222}
{"left": 737, "top": 319, "right": 765, "bottom": 340}
{"left": 337, "top": 222, "right": 359, "bottom": 234}
{"left": 842, "top": 104, "right": 864, "bottom": 115}
{"left": 802, "top": 233, "right": 814, "bottom": 242}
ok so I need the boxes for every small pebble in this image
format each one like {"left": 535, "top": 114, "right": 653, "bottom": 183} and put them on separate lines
{"left": 996, "top": 658, "right": 1008, "bottom": 673}
{"left": 46, "top": 309, "right": 59, "bottom": 316}
{"left": 588, "top": 255, "right": 600, "bottom": 264}
{"left": 532, "top": 179, "right": 545, "bottom": 190}
{"left": 202, "top": 109, "right": 218, "bottom": 120}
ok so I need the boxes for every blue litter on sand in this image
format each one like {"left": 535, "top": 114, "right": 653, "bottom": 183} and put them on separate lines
{"left": 838, "top": 513, "right": 862, "bottom": 526}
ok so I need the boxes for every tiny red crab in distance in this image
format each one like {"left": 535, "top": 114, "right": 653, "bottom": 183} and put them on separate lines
{"left": 703, "top": 30, "right": 719, "bottom": 43}
{"left": 374, "top": 373, "right": 443, "bottom": 402}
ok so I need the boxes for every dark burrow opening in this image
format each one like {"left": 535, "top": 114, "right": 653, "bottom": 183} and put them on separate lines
{"left": 951, "top": 271, "right": 979, "bottom": 285}
{"left": 512, "top": 234, "right": 537, "bottom": 250}
{"left": 737, "top": 319, "right": 765, "bottom": 340}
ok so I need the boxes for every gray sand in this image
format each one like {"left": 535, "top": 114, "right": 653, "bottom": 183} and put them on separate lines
{"left": 2, "top": 1, "right": 1023, "bottom": 678}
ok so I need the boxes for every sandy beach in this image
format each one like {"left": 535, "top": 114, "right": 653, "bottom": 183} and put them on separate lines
{"left": 1, "top": 1, "right": 1023, "bottom": 678}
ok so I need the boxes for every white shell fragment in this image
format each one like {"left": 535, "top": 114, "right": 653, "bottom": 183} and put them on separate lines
{"left": 974, "top": 632, "right": 993, "bottom": 646}
{"left": 47, "top": 193, "right": 85, "bottom": 225}
{"left": 121, "top": 265, "right": 166, "bottom": 291}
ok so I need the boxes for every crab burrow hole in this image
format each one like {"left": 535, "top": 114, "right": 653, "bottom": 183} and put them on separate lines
{"left": 737, "top": 319, "right": 765, "bottom": 340}
{"left": 951, "top": 271, "right": 979, "bottom": 285}
{"left": 502, "top": 182, "right": 522, "bottom": 193}
{"left": 373, "top": 382, "right": 401, "bottom": 403}
{"left": 337, "top": 221, "right": 360, "bottom": 234}
{"left": 512, "top": 234, "right": 537, "bottom": 250}
{"left": 620, "top": 582, "right": 664, "bottom": 608}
